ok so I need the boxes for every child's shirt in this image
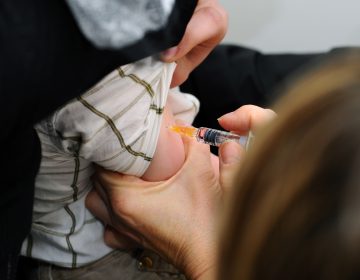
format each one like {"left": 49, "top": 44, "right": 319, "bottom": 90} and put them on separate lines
{"left": 21, "top": 57, "right": 199, "bottom": 267}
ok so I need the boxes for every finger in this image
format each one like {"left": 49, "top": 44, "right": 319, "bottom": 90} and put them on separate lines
{"left": 95, "top": 165, "right": 142, "bottom": 182}
{"left": 104, "top": 225, "right": 140, "bottom": 250}
{"left": 85, "top": 189, "right": 112, "bottom": 226}
{"left": 91, "top": 178, "right": 136, "bottom": 225}
{"left": 218, "top": 105, "right": 276, "bottom": 133}
{"left": 94, "top": 168, "right": 145, "bottom": 194}
{"left": 162, "top": 2, "right": 227, "bottom": 62}
{"left": 94, "top": 166, "right": 129, "bottom": 182}
{"left": 92, "top": 177, "right": 116, "bottom": 211}
{"left": 218, "top": 142, "right": 245, "bottom": 194}
{"left": 104, "top": 227, "right": 162, "bottom": 262}
{"left": 169, "top": 50, "right": 208, "bottom": 87}
{"left": 93, "top": 171, "right": 158, "bottom": 231}
{"left": 88, "top": 184, "right": 144, "bottom": 241}
{"left": 178, "top": 136, "right": 219, "bottom": 195}
{"left": 181, "top": 131, "right": 211, "bottom": 162}
{"left": 92, "top": 177, "right": 133, "bottom": 223}
{"left": 168, "top": 6, "right": 227, "bottom": 87}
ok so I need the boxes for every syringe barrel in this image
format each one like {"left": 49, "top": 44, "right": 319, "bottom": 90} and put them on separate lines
{"left": 196, "top": 127, "right": 250, "bottom": 148}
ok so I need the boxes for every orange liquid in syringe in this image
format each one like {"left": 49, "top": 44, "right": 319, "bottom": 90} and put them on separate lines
{"left": 169, "top": 125, "right": 197, "bottom": 138}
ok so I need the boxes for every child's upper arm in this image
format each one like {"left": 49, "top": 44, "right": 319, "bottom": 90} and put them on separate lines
{"left": 51, "top": 60, "right": 187, "bottom": 181}
{"left": 141, "top": 102, "right": 185, "bottom": 181}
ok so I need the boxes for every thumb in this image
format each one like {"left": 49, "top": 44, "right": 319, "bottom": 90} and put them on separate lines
{"left": 219, "top": 142, "right": 244, "bottom": 194}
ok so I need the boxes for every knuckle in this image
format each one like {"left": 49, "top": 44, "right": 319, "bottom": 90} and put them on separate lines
{"left": 111, "top": 193, "right": 135, "bottom": 218}
{"left": 84, "top": 192, "right": 94, "bottom": 209}
{"left": 202, "top": 5, "right": 228, "bottom": 35}
{"left": 104, "top": 232, "right": 116, "bottom": 247}
{"left": 111, "top": 198, "right": 122, "bottom": 215}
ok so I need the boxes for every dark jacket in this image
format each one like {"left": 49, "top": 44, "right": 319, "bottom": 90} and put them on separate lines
{"left": 0, "top": 0, "right": 195, "bottom": 278}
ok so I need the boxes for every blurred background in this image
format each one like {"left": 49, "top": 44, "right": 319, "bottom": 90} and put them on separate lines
{"left": 220, "top": 0, "right": 360, "bottom": 53}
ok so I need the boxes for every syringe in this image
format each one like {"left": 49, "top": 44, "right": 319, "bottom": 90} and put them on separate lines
{"left": 169, "top": 125, "right": 253, "bottom": 150}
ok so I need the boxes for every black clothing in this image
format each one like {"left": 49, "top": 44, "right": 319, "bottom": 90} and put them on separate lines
{"left": 182, "top": 45, "right": 319, "bottom": 130}
{"left": 1, "top": 0, "right": 195, "bottom": 278}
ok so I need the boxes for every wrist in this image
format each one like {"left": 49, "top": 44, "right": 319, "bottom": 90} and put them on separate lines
{"left": 193, "top": 266, "right": 217, "bottom": 280}
{"left": 180, "top": 234, "right": 217, "bottom": 280}
{"left": 185, "top": 260, "right": 216, "bottom": 280}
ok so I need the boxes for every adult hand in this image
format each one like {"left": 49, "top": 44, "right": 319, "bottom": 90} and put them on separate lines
{"left": 217, "top": 105, "right": 276, "bottom": 193}
{"left": 161, "top": 0, "right": 228, "bottom": 87}
{"left": 218, "top": 104, "right": 276, "bottom": 135}
{"left": 86, "top": 105, "right": 275, "bottom": 279}
{"left": 86, "top": 136, "right": 220, "bottom": 280}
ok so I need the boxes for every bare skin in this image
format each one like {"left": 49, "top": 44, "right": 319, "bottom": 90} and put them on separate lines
{"left": 161, "top": 0, "right": 228, "bottom": 87}
{"left": 86, "top": 105, "right": 275, "bottom": 279}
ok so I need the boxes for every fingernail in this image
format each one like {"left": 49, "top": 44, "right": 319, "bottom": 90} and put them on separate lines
{"left": 161, "top": 46, "right": 178, "bottom": 59}
{"left": 218, "top": 112, "right": 235, "bottom": 122}
{"left": 220, "top": 142, "right": 242, "bottom": 165}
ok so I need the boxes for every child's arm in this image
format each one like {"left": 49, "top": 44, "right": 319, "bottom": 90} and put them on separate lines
{"left": 142, "top": 100, "right": 220, "bottom": 182}
{"left": 52, "top": 60, "right": 217, "bottom": 181}
{"left": 141, "top": 102, "right": 185, "bottom": 181}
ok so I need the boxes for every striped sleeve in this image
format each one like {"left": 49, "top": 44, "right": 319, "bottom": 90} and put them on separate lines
{"left": 50, "top": 57, "right": 176, "bottom": 177}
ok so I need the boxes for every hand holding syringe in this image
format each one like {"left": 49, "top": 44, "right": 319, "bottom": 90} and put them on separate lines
{"left": 169, "top": 125, "right": 254, "bottom": 150}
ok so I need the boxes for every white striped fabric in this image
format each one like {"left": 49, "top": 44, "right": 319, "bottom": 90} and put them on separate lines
{"left": 21, "top": 56, "right": 199, "bottom": 268}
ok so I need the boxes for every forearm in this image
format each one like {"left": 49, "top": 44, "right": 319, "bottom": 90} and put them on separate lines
{"left": 181, "top": 246, "right": 217, "bottom": 280}
{"left": 195, "top": 268, "right": 217, "bottom": 280}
